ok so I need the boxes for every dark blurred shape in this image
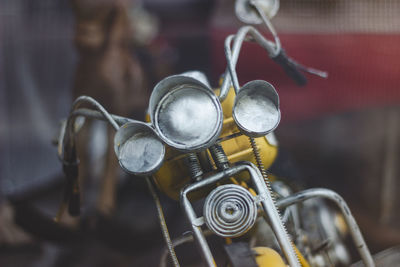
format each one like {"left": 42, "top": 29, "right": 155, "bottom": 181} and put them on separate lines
{"left": 352, "top": 246, "right": 400, "bottom": 267}
{"left": 0, "top": 0, "right": 76, "bottom": 197}
{"left": 277, "top": 106, "right": 400, "bottom": 252}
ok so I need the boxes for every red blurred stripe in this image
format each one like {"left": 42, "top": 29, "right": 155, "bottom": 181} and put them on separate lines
{"left": 211, "top": 30, "right": 400, "bottom": 122}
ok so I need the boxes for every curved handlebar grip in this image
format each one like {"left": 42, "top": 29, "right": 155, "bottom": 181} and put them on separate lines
{"left": 272, "top": 49, "right": 307, "bottom": 86}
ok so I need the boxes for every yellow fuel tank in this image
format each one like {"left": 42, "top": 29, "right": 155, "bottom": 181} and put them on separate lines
{"left": 253, "top": 247, "right": 287, "bottom": 267}
{"left": 151, "top": 88, "right": 278, "bottom": 200}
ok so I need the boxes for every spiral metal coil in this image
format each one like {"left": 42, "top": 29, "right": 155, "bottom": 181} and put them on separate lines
{"left": 203, "top": 184, "right": 257, "bottom": 238}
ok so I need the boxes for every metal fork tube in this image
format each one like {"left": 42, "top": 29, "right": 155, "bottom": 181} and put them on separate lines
{"left": 181, "top": 191, "right": 216, "bottom": 267}
{"left": 240, "top": 162, "right": 300, "bottom": 267}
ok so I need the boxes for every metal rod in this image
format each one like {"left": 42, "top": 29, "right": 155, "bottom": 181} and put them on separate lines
{"left": 241, "top": 162, "right": 300, "bottom": 267}
{"left": 70, "top": 108, "right": 137, "bottom": 127}
{"left": 159, "top": 230, "right": 213, "bottom": 267}
{"left": 146, "top": 177, "right": 180, "bottom": 267}
{"left": 250, "top": 0, "right": 281, "bottom": 53}
{"left": 63, "top": 96, "right": 119, "bottom": 151}
{"left": 180, "top": 161, "right": 300, "bottom": 267}
{"left": 220, "top": 26, "right": 277, "bottom": 100}
{"left": 248, "top": 137, "right": 300, "bottom": 264}
{"left": 276, "top": 188, "right": 375, "bottom": 267}
{"left": 70, "top": 96, "right": 119, "bottom": 130}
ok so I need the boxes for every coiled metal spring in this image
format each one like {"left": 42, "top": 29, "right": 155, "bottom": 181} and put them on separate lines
{"left": 203, "top": 184, "right": 257, "bottom": 238}
{"left": 209, "top": 143, "right": 230, "bottom": 170}
{"left": 249, "top": 137, "right": 300, "bottom": 265}
{"left": 185, "top": 153, "right": 203, "bottom": 182}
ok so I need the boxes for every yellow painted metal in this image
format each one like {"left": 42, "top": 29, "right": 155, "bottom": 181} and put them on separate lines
{"left": 253, "top": 246, "right": 311, "bottom": 267}
{"left": 150, "top": 87, "right": 278, "bottom": 200}
{"left": 253, "top": 247, "right": 287, "bottom": 267}
{"left": 294, "top": 245, "right": 311, "bottom": 267}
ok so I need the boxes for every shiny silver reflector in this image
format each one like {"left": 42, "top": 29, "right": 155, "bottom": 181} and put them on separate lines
{"left": 149, "top": 74, "right": 223, "bottom": 152}
{"left": 235, "top": 0, "right": 279, "bottom": 24}
{"left": 114, "top": 122, "right": 165, "bottom": 176}
{"left": 233, "top": 80, "right": 280, "bottom": 137}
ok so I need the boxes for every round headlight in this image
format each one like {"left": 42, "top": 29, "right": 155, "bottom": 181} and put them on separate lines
{"left": 114, "top": 122, "right": 165, "bottom": 176}
{"left": 233, "top": 80, "right": 280, "bottom": 137}
{"left": 149, "top": 74, "right": 223, "bottom": 152}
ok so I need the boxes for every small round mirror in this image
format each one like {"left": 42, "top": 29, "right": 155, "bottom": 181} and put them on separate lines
{"left": 235, "top": 0, "right": 279, "bottom": 24}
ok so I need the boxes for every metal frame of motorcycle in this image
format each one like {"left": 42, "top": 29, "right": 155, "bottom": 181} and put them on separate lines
{"left": 180, "top": 161, "right": 301, "bottom": 267}
{"left": 57, "top": 99, "right": 376, "bottom": 267}
{"left": 276, "top": 188, "right": 375, "bottom": 267}
{"left": 161, "top": 186, "right": 376, "bottom": 267}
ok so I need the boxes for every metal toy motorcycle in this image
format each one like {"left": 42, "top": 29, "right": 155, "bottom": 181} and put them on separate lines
{"left": 54, "top": 1, "right": 378, "bottom": 266}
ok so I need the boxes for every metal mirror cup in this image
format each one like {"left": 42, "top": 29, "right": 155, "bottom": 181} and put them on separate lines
{"left": 149, "top": 74, "right": 223, "bottom": 152}
{"left": 232, "top": 80, "right": 280, "bottom": 137}
{"left": 114, "top": 122, "right": 165, "bottom": 176}
{"left": 235, "top": 0, "right": 280, "bottom": 24}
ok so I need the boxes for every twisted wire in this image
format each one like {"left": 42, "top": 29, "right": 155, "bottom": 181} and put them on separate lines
{"left": 248, "top": 137, "right": 300, "bottom": 265}
{"left": 146, "top": 177, "right": 180, "bottom": 267}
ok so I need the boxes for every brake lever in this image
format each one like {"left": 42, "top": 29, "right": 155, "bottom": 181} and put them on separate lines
{"left": 273, "top": 49, "right": 328, "bottom": 86}
{"left": 271, "top": 49, "right": 308, "bottom": 86}
{"left": 250, "top": 0, "right": 328, "bottom": 86}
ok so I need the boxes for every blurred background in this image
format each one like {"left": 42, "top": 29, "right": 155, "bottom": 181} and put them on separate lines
{"left": 1, "top": 0, "right": 400, "bottom": 266}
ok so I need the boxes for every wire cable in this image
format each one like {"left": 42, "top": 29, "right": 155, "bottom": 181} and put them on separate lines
{"left": 146, "top": 177, "right": 180, "bottom": 267}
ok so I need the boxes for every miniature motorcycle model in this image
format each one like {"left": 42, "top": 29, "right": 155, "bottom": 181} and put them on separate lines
{"left": 54, "top": 0, "right": 378, "bottom": 266}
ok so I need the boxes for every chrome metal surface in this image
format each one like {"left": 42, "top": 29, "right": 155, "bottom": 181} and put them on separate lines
{"left": 181, "top": 70, "right": 211, "bottom": 88}
{"left": 271, "top": 181, "right": 300, "bottom": 228}
{"left": 235, "top": 0, "right": 279, "bottom": 24}
{"left": 114, "top": 122, "right": 165, "bottom": 176}
{"left": 265, "top": 132, "right": 278, "bottom": 146}
{"left": 149, "top": 74, "right": 223, "bottom": 152}
{"left": 249, "top": 137, "right": 299, "bottom": 263}
{"left": 70, "top": 96, "right": 119, "bottom": 131}
{"left": 251, "top": 0, "right": 281, "bottom": 48}
{"left": 62, "top": 96, "right": 120, "bottom": 158}
{"left": 276, "top": 188, "right": 375, "bottom": 267}
{"left": 220, "top": 26, "right": 277, "bottom": 101}
{"left": 300, "top": 198, "right": 351, "bottom": 266}
{"left": 203, "top": 184, "right": 257, "bottom": 238}
{"left": 70, "top": 108, "right": 137, "bottom": 126}
{"left": 180, "top": 161, "right": 300, "bottom": 267}
{"left": 185, "top": 153, "right": 203, "bottom": 182}
{"left": 209, "top": 143, "right": 230, "bottom": 170}
{"left": 233, "top": 80, "right": 280, "bottom": 137}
